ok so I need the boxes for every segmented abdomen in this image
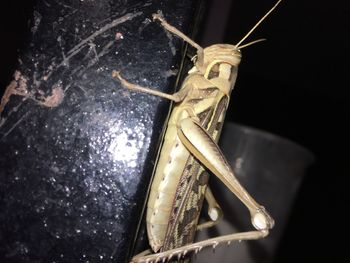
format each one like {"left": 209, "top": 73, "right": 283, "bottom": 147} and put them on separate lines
{"left": 146, "top": 117, "right": 191, "bottom": 252}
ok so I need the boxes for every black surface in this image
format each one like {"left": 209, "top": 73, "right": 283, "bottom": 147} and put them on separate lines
{"left": 1, "top": 0, "right": 350, "bottom": 262}
{"left": 0, "top": 1, "right": 199, "bottom": 262}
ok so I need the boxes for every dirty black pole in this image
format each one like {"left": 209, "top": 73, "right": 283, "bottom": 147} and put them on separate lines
{"left": 0, "top": 1, "right": 200, "bottom": 262}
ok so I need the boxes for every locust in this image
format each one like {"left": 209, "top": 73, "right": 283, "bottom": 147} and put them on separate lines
{"left": 112, "top": 1, "right": 281, "bottom": 262}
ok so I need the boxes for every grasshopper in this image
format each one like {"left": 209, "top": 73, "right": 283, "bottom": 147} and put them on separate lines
{"left": 112, "top": 1, "right": 281, "bottom": 262}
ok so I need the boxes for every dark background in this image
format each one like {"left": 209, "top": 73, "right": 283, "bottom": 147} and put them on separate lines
{"left": 201, "top": 0, "right": 350, "bottom": 262}
{"left": 1, "top": 0, "right": 349, "bottom": 262}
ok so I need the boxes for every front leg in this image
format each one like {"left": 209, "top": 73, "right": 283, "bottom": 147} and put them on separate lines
{"left": 112, "top": 71, "right": 190, "bottom": 103}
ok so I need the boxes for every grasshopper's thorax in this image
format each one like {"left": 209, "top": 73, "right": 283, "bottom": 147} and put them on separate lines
{"left": 189, "top": 44, "right": 241, "bottom": 97}
{"left": 195, "top": 44, "right": 241, "bottom": 73}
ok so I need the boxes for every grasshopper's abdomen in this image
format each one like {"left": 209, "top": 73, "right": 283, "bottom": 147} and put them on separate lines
{"left": 146, "top": 114, "right": 191, "bottom": 252}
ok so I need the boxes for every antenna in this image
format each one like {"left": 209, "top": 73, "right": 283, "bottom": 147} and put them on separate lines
{"left": 235, "top": 0, "right": 282, "bottom": 49}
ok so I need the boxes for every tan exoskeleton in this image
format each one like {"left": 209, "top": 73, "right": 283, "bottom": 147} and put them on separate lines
{"left": 112, "top": 1, "right": 281, "bottom": 262}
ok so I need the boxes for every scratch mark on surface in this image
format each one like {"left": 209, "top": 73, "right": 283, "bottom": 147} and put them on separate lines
{"left": 74, "top": 85, "right": 87, "bottom": 94}
{"left": 86, "top": 40, "right": 114, "bottom": 69}
{"left": 82, "top": 42, "right": 97, "bottom": 62}
{"left": 100, "top": 41, "right": 115, "bottom": 57}
{"left": 0, "top": 100, "right": 27, "bottom": 129}
{"left": 162, "top": 69, "right": 179, "bottom": 78}
{"left": 43, "top": 0, "right": 51, "bottom": 7}
{"left": 138, "top": 18, "right": 151, "bottom": 34}
{"left": 56, "top": 1, "right": 78, "bottom": 12}
{"left": 154, "top": 10, "right": 176, "bottom": 55}
{"left": 61, "top": 51, "right": 68, "bottom": 67}
{"left": 71, "top": 11, "right": 142, "bottom": 53}
{"left": 0, "top": 112, "right": 29, "bottom": 141}
{"left": 70, "top": 65, "right": 85, "bottom": 77}
{"left": 31, "top": 11, "right": 42, "bottom": 34}
{"left": 164, "top": 29, "right": 176, "bottom": 56}
{"left": 63, "top": 12, "right": 142, "bottom": 65}
{"left": 90, "top": 42, "right": 99, "bottom": 62}
{"left": 45, "top": 12, "right": 142, "bottom": 82}
{"left": 74, "top": 40, "right": 115, "bottom": 78}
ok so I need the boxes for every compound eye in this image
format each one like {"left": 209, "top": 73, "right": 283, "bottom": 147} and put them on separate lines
{"left": 234, "top": 49, "right": 242, "bottom": 55}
